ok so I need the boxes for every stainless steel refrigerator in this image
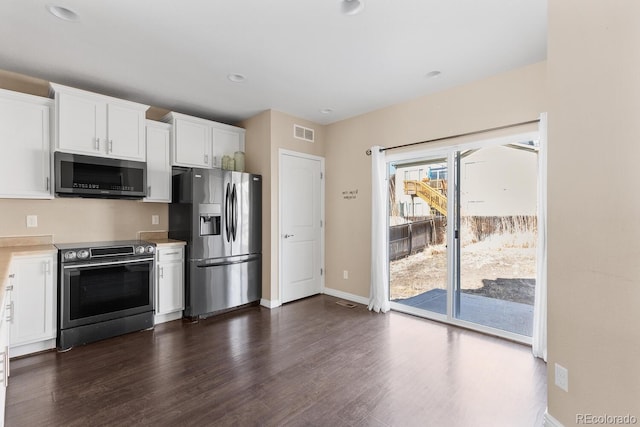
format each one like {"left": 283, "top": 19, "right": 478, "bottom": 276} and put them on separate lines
{"left": 169, "top": 167, "right": 261, "bottom": 318}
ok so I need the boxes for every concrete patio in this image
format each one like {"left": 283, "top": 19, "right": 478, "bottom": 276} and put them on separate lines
{"left": 393, "top": 289, "right": 534, "bottom": 336}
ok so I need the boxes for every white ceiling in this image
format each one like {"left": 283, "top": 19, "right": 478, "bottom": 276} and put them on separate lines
{"left": 0, "top": 0, "right": 547, "bottom": 125}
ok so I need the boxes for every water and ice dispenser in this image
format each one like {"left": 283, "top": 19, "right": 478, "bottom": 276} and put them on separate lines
{"left": 199, "top": 204, "right": 221, "bottom": 236}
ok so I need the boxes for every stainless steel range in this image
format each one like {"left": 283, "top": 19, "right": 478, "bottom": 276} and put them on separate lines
{"left": 55, "top": 240, "right": 156, "bottom": 350}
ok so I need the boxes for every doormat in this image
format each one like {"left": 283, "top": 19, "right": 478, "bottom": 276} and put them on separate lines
{"left": 336, "top": 300, "right": 357, "bottom": 309}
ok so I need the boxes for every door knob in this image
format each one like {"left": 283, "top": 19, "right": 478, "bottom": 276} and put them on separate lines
{"left": 283, "top": 234, "right": 294, "bottom": 239}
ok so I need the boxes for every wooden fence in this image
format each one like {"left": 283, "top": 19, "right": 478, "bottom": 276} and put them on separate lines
{"left": 389, "top": 217, "right": 446, "bottom": 261}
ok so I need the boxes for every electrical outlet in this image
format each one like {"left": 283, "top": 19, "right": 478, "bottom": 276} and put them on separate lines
{"left": 152, "top": 215, "right": 159, "bottom": 225}
{"left": 343, "top": 270, "right": 349, "bottom": 279}
{"left": 26, "top": 215, "right": 38, "bottom": 228}
{"left": 555, "top": 363, "right": 569, "bottom": 392}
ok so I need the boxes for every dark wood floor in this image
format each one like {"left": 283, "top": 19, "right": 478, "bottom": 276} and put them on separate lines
{"left": 6, "top": 295, "right": 547, "bottom": 427}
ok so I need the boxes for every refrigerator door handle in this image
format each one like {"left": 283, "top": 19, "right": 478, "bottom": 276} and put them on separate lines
{"left": 231, "top": 183, "right": 238, "bottom": 241}
{"left": 195, "top": 253, "right": 260, "bottom": 267}
{"left": 225, "top": 182, "right": 231, "bottom": 242}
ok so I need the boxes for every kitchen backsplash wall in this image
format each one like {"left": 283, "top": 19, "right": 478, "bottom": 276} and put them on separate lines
{"left": 0, "top": 198, "right": 168, "bottom": 243}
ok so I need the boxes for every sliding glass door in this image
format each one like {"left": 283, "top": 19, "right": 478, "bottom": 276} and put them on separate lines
{"left": 388, "top": 156, "right": 449, "bottom": 317}
{"left": 389, "top": 136, "right": 539, "bottom": 341}
{"left": 454, "top": 143, "right": 538, "bottom": 336}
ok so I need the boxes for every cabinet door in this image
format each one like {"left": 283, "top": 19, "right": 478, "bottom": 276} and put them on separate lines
{"left": 9, "top": 255, "right": 55, "bottom": 347}
{"left": 157, "top": 261, "right": 184, "bottom": 314}
{"left": 0, "top": 94, "right": 52, "bottom": 198}
{"left": 211, "top": 127, "right": 244, "bottom": 169}
{"left": 173, "top": 118, "right": 211, "bottom": 167}
{"left": 107, "top": 103, "right": 146, "bottom": 161}
{"left": 57, "top": 91, "right": 107, "bottom": 155}
{"left": 144, "top": 123, "right": 171, "bottom": 202}
{"left": 0, "top": 304, "right": 7, "bottom": 424}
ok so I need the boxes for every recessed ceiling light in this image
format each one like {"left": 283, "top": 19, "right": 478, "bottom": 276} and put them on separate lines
{"left": 227, "top": 73, "right": 247, "bottom": 83}
{"left": 425, "top": 70, "right": 442, "bottom": 79}
{"left": 320, "top": 108, "right": 333, "bottom": 114}
{"left": 341, "top": 0, "right": 364, "bottom": 16}
{"left": 46, "top": 4, "right": 79, "bottom": 22}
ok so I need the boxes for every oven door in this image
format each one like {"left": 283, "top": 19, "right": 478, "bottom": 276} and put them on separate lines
{"left": 59, "top": 257, "right": 154, "bottom": 330}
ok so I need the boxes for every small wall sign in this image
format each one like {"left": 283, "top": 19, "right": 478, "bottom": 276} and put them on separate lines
{"left": 342, "top": 189, "right": 358, "bottom": 200}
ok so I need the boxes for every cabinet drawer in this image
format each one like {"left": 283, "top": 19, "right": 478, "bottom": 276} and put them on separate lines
{"left": 157, "top": 247, "right": 184, "bottom": 262}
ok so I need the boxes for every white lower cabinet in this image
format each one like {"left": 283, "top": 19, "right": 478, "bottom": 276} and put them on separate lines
{"left": 155, "top": 246, "right": 184, "bottom": 323}
{"left": 8, "top": 254, "right": 57, "bottom": 358}
{"left": 0, "top": 282, "right": 10, "bottom": 427}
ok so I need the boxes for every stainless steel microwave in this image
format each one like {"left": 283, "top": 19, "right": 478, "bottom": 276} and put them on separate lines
{"left": 55, "top": 152, "right": 147, "bottom": 199}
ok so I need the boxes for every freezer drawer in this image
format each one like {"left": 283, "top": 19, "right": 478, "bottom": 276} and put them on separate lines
{"left": 186, "top": 255, "right": 261, "bottom": 317}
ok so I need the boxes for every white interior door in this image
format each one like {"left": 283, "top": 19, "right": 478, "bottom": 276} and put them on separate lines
{"left": 280, "top": 151, "right": 324, "bottom": 304}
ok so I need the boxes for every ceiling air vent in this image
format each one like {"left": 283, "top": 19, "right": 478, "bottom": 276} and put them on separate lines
{"left": 294, "top": 124, "right": 314, "bottom": 142}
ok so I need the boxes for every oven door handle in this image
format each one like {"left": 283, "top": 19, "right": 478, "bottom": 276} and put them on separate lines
{"left": 62, "top": 258, "right": 154, "bottom": 269}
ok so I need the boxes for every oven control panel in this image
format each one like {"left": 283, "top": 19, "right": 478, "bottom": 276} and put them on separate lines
{"left": 57, "top": 241, "right": 156, "bottom": 263}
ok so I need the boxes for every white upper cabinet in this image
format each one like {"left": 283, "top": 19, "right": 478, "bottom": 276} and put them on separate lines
{"left": 144, "top": 120, "right": 171, "bottom": 203}
{"left": 163, "top": 112, "right": 244, "bottom": 169}
{"left": 0, "top": 89, "right": 53, "bottom": 199}
{"left": 50, "top": 83, "right": 148, "bottom": 161}
{"left": 172, "top": 114, "right": 211, "bottom": 167}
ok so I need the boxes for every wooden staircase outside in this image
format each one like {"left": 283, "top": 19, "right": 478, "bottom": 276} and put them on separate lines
{"left": 403, "top": 179, "right": 447, "bottom": 216}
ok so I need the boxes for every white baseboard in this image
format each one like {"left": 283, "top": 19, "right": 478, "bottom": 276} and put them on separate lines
{"left": 260, "top": 298, "right": 281, "bottom": 309}
{"left": 10, "top": 338, "right": 56, "bottom": 358}
{"left": 544, "top": 410, "right": 564, "bottom": 427}
{"left": 323, "top": 287, "right": 369, "bottom": 306}
{"left": 154, "top": 311, "right": 183, "bottom": 325}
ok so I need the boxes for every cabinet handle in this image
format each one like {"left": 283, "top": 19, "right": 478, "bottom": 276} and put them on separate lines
{"left": 2, "top": 350, "right": 7, "bottom": 386}
{"left": 159, "top": 266, "right": 164, "bottom": 279}
{"left": 95, "top": 137, "right": 100, "bottom": 151}
{"left": 109, "top": 139, "right": 113, "bottom": 153}
{"left": 46, "top": 177, "right": 50, "bottom": 191}
{"left": 163, "top": 251, "right": 180, "bottom": 256}
{"left": 0, "top": 351, "right": 5, "bottom": 386}
{"left": 204, "top": 154, "right": 209, "bottom": 164}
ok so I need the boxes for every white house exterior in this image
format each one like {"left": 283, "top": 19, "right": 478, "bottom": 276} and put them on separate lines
{"left": 393, "top": 143, "right": 537, "bottom": 218}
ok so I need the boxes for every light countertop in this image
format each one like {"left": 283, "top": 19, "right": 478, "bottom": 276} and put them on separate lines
{"left": 147, "top": 239, "right": 186, "bottom": 248}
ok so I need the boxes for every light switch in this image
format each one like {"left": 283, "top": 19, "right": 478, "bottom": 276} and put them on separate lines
{"left": 26, "top": 215, "right": 38, "bottom": 228}
{"left": 152, "top": 215, "right": 160, "bottom": 225}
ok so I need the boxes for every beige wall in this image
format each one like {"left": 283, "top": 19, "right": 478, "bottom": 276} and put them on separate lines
{"left": 242, "top": 110, "right": 326, "bottom": 303}
{"left": 324, "top": 61, "right": 547, "bottom": 298}
{"left": 547, "top": 1, "right": 640, "bottom": 424}
{"left": 242, "top": 110, "right": 273, "bottom": 300}
{"left": 0, "top": 198, "right": 167, "bottom": 243}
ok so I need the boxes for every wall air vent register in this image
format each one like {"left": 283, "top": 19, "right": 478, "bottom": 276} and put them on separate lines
{"left": 293, "top": 124, "right": 315, "bottom": 142}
